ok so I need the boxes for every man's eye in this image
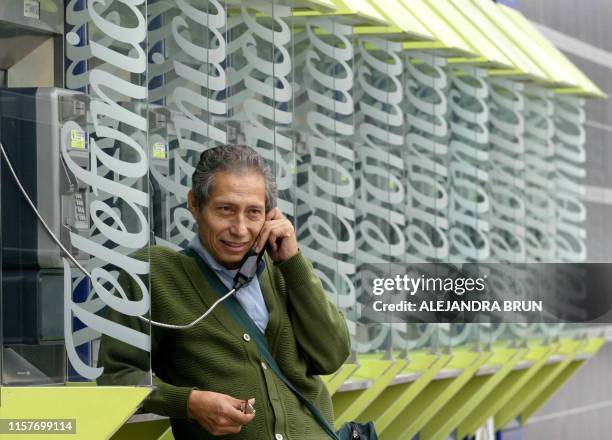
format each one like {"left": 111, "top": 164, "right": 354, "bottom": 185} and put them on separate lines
{"left": 219, "top": 206, "right": 232, "bottom": 213}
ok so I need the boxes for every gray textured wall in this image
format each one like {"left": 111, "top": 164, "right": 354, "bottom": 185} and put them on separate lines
{"left": 523, "top": 343, "right": 612, "bottom": 439}
{"left": 520, "top": 0, "right": 612, "bottom": 263}
{"left": 516, "top": 1, "right": 612, "bottom": 438}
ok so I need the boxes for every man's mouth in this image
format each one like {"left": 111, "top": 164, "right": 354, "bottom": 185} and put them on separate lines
{"left": 220, "top": 240, "right": 249, "bottom": 253}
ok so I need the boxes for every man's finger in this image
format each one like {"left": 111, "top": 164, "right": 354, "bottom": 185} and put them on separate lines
{"left": 268, "top": 222, "right": 293, "bottom": 242}
{"left": 224, "top": 404, "right": 255, "bottom": 425}
{"left": 266, "top": 207, "right": 282, "bottom": 221}
{"left": 267, "top": 226, "right": 290, "bottom": 251}
{"left": 266, "top": 230, "right": 282, "bottom": 251}
{"left": 256, "top": 219, "right": 283, "bottom": 252}
{"left": 226, "top": 397, "right": 256, "bottom": 423}
{"left": 256, "top": 225, "right": 271, "bottom": 253}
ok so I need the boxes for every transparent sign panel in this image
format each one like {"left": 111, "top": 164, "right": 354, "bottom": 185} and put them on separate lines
{"left": 353, "top": 35, "right": 406, "bottom": 356}
{"left": 0, "top": 0, "right": 152, "bottom": 386}
{"left": 146, "top": 0, "right": 228, "bottom": 251}
{"left": 291, "top": 16, "right": 358, "bottom": 353}
{"left": 484, "top": 77, "right": 527, "bottom": 349}
{"left": 64, "top": 0, "right": 151, "bottom": 385}
{"left": 225, "top": 0, "right": 297, "bottom": 221}
{"left": 401, "top": 50, "right": 452, "bottom": 355}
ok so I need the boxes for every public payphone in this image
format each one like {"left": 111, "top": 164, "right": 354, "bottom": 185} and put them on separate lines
{"left": 0, "top": 87, "right": 89, "bottom": 384}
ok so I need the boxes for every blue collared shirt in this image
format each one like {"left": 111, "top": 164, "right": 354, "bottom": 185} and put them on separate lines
{"left": 188, "top": 236, "right": 269, "bottom": 334}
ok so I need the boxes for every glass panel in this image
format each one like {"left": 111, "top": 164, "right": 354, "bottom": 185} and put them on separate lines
{"left": 553, "top": 95, "right": 588, "bottom": 342}
{"left": 485, "top": 77, "right": 527, "bottom": 349}
{"left": 65, "top": 0, "right": 152, "bottom": 385}
{"left": 401, "top": 49, "right": 451, "bottom": 355}
{"left": 0, "top": 0, "right": 152, "bottom": 386}
{"left": 292, "top": 15, "right": 358, "bottom": 353}
{"left": 225, "top": 0, "right": 296, "bottom": 220}
{"left": 522, "top": 84, "right": 556, "bottom": 347}
{"left": 445, "top": 64, "right": 491, "bottom": 353}
{"left": 354, "top": 34, "right": 405, "bottom": 357}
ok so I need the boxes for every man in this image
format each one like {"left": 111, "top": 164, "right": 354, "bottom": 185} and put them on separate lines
{"left": 98, "top": 145, "right": 351, "bottom": 439}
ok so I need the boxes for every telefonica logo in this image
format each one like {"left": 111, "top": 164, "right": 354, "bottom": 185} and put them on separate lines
{"left": 356, "top": 36, "right": 406, "bottom": 266}
{"left": 242, "top": 3, "right": 295, "bottom": 216}
{"left": 555, "top": 96, "right": 587, "bottom": 262}
{"left": 294, "top": 17, "right": 357, "bottom": 339}
{"left": 524, "top": 86, "right": 556, "bottom": 261}
{"left": 488, "top": 78, "right": 527, "bottom": 263}
{"left": 63, "top": 0, "right": 150, "bottom": 379}
{"left": 404, "top": 51, "right": 450, "bottom": 262}
{"left": 155, "top": 0, "right": 228, "bottom": 248}
{"left": 353, "top": 36, "right": 406, "bottom": 353}
{"left": 448, "top": 65, "right": 491, "bottom": 262}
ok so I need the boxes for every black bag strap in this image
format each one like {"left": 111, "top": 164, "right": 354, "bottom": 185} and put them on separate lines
{"left": 184, "top": 248, "right": 340, "bottom": 440}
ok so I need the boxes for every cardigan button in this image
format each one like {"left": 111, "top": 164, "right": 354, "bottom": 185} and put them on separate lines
{"left": 243, "top": 333, "right": 251, "bottom": 342}
{"left": 261, "top": 361, "right": 267, "bottom": 370}
{"left": 275, "top": 434, "right": 283, "bottom": 440}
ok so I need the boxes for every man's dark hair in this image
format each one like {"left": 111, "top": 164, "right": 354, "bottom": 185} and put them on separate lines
{"left": 191, "top": 145, "right": 277, "bottom": 211}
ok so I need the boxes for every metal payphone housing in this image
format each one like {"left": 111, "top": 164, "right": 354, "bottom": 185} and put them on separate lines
{"left": 0, "top": 87, "right": 90, "bottom": 384}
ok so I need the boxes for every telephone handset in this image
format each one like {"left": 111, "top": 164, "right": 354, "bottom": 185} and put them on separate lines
{"left": 231, "top": 244, "right": 268, "bottom": 290}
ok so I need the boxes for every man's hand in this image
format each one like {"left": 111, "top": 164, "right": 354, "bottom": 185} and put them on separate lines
{"left": 188, "top": 390, "right": 255, "bottom": 436}
{"left": 255, "top": 208, "right": 298, "bottom": 263}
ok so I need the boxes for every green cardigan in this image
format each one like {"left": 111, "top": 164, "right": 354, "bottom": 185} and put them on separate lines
{"left": 97, "top": 246, "right": 351, "bottom": 439}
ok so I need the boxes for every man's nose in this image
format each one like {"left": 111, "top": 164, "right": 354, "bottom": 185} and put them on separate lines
{"left": 229, "top": 214, "right": 248, "bottom": 236}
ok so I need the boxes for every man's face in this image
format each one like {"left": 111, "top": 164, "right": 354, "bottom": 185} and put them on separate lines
{"left": 189, "top": 170, "right": 267, "bottom": 269}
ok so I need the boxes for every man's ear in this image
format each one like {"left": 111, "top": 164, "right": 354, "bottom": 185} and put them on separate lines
{"left": 187, "top": 190, "right": 199, "bottom": 221}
